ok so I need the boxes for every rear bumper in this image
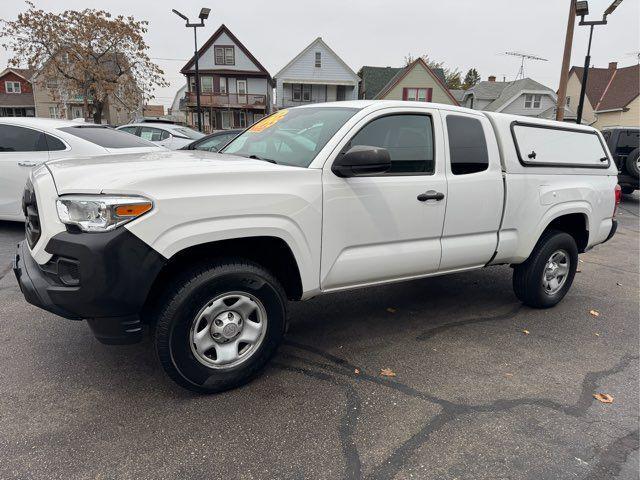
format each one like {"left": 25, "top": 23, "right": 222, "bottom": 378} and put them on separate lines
{"left": 603, "top": 219, "right": 617, "bottom": 244}
{"left": 617, "top": 174, "right": 639, "bottom": 189}
{"left": 13, "top": 228, "right": 166, "bottom": 344}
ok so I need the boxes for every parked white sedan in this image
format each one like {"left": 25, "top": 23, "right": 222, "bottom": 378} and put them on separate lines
{"left": 116, "top": 122, "right": 205, "bottom": 150}
{"left": 0, "top": 118, "right": 165, "bottom": 222}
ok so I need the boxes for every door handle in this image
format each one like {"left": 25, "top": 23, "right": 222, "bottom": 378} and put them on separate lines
{"left": 417, "top": 190, "right": 445, "bottom": 202}
{"left": 18, "top": 161, "right": 37, "bottom": 167}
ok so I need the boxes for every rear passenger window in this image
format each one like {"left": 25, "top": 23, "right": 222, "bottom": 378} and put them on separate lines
{"left": 45, "top": 134, "right": 66, "bottom": 151}
{"left": 446, "top": 115, "right": 489, "bottom": 175}
{"left": 512, "top": 123, "right": 609, "bottom": 167}
{"left": 0, "top": 125, "right": 47, "bottom": 152}
{"left": 346, "top": 114, "right": 434, "bottom": 174}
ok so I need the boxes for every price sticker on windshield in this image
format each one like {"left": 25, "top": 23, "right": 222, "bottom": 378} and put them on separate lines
{"left": 249, "top": 109, "right": 288, "bottom": 133}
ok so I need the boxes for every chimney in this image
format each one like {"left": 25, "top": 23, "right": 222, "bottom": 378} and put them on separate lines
{"left": 488, "top": 75, "right": 496, "bottom": 82}
{"left": 608, "top": 62, "right": 618, "bottom": 70}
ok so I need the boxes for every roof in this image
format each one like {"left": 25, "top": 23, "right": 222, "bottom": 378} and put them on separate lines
{"left": 450, "top": 89, "right": 466, "bottom": 102}
{"left": 0, "top": 67, "right": 35, "bottom": 82}
{"left": 483, "top": 78, "right": 555, "bottom": 112}
{"left": 464, "top": 80, "right": 509, "bottom": 101}
{"left": 274, "top": 37, "right": 359, "bottom": 83}
{"left": 374, "top": 58, "right": 460, "bottom": 105}
{"left": 358, "top": 66, "right": 403, "bottom": 100}
{"left": 180, "top": 24, "right": 271, "bottom": 82}
{"left": 570, "top": 64, "right": 639, "bottom": 112}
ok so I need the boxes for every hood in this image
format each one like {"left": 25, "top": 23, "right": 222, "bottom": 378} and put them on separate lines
{"left": 45, "top": 150, "right": 297, "bottom": 195}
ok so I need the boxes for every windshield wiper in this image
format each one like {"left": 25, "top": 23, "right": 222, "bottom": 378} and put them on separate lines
{"left": 246, "top": 154, "right": 277, "bottom": 164}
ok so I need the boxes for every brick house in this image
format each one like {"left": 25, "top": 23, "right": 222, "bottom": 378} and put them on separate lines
{"left": 0, "top": 67, "right": 35, "bottom": 117}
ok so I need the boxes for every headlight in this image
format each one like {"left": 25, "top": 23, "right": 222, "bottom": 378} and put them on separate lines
{"left": 56, "top": 195, "right": 153, "bottom": 232}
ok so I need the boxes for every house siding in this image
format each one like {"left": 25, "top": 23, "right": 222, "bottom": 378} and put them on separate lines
{"left": 565, "top": 71, "right": 596, "bottom": 124}
{"left": 275, "top": 38, "right": 359, "bottom": 108}
{"left": 594, "top": 96, "right": 640, "bottom": 129}
{"left": 380, "top": 62, "right": 456, "bottom": 105}
{"left": 500, "top": 93, "right": 556, "bottom": 116}
{"left": 190, "top": 32, "right": 260, "bottom": 72}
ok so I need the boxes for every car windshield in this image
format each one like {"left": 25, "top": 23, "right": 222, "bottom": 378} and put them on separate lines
{"left": 58, "top": 126, "right": 158, "bottom": 148}
{"left": 170, "top": 126, "right": 205, "bottom": 140}
{"left": 221, "top": 107, "right": 358, "bottom": 167}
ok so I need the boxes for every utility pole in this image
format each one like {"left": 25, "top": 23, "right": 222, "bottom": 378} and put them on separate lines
{"left": 556, "top": 0, "right": 576, "bottom": 121}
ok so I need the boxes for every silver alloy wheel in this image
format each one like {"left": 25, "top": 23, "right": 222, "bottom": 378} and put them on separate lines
{"left": 542, "top": 249, "right": 570, "bottom": 295}
{"left": 189, "top": 291, "right": 267, "bottom": 369}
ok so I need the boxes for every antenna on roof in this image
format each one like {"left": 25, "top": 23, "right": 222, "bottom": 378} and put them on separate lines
{"left": 504, "top": 51, "right": 548, "bottom": 80}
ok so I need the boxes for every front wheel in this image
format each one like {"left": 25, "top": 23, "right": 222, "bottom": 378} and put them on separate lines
{"left": 154, "top": 259, "right": 287, "bottom": 393}
{"left": 513, "top": 230, "right": 578, "bottom": 309}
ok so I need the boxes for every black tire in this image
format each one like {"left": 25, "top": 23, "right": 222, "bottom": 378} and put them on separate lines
{"left": 626, "top": 148, "right": 640, "bottom": 178}
{"left": 154, "top": 259, "right": 287, "bottom": 394}
{"left": 513, "top": 230, "right": 578, "bottom": 309}
{"left": 621, "top": 186, "right": 635, "bottom": 195}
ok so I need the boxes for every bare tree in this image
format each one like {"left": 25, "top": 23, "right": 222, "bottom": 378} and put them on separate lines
{"left": 1, "top": 1, "right": 168, "bottom": 123}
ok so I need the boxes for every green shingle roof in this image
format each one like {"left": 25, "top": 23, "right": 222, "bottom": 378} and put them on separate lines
{"left": 358, "top": 66, "right": 403, "bottom": 100}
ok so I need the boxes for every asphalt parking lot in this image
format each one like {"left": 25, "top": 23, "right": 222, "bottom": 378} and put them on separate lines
{"left": 0, "top": 196, "right": 638, "bottom": 480}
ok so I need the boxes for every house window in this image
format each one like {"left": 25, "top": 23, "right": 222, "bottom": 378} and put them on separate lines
{"left": 71, "top": 106, "right": 83, "bottom": 119}
{"left": 403, "top": 88, "right": 432, "bottom": 102}
{"left": 222, "top": 111, "right": 232, "bottom": 129}
{"left": 524, "top": 94, "right": 541, "bottom": 109}
{"left": 239, "top": 111, "right": 246, "bottom": 128}
{"left": 189, "top": 76, "right": 196, "bottom": 92}
{"left": 292, "top": 84, "right": 301, "bottom": 101}
{"left": 302, "top": 84, "right": 312, "bottom": 102}
{"left": 200, "top": 76, "right": 213, "bottom": 93}
{"left": 215, "top": 46, "right": 235, "bottom": 65}
{"left": 49, "top": 106, "right": 61, "bottom": 118}
{"left": 219, "top": 77, "right": 227, "bottom": 94}
{"left": 5, "top": 81, "right": 21, "bottom": 93}
{"left": 315, "top": 52, "right": 321, "bottom": 68}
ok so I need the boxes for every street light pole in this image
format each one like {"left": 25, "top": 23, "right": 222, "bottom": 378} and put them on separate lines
{"left": 574, "top": 0, "right": 624, "bottom": 125}
{"left": 172, "top": 8, "right": 211, "bottom": 133}
{"left": 556, "top": 0, "right": 576, "bottom": 122}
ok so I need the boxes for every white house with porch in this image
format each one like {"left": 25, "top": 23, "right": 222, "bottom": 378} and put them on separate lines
{"left": 274, "top": 37, "right": 359, "bottom": 109}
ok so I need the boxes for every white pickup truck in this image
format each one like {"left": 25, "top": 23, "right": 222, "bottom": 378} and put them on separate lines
{"left": 14, "top": 101, "right": 620, "bottom": 393}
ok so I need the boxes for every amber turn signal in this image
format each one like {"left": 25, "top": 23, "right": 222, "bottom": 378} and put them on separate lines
{"left": 115, "top": 202, "right": 152, "bottom": 218}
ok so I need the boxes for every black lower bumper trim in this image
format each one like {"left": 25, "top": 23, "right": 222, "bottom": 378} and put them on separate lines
{"left": 14, "top": 228, "right": 166, "bottom": 344}
{"left": 603, "top": 219, "right": 618, "bottom": 244}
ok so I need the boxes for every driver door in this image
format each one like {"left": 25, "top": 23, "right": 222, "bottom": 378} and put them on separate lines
{"left": 320, "top": 107, "right": 447, "bottom": 291}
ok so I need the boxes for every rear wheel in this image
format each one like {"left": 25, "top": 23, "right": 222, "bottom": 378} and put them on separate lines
{"left": 513, "top": 230, "right": 578, "bottom": 308}
{"left": 154, "top": 259, "right": 287, "bottom": 393}
{"left": 621, "top": 186, "right": 635, "bottom": 195}
{"left": 626, "top": 148, "right": 640, "bottom": 178}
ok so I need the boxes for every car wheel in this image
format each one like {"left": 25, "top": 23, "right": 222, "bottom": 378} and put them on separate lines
{"left": 155, "top": 259, "right": 287, "bottom": 393}
{"left": 621, "top": 186, "right": 635, "bottom": 195}
{"left": 625, "top": 148, "right": 640, "bottom": 178}
{"left": 513, "top": 230, "right": 578, "bottom": 309}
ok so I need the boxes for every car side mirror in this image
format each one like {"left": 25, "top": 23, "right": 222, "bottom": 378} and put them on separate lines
{"left": 332, "top": 145, "right": 391, "bottom": 178}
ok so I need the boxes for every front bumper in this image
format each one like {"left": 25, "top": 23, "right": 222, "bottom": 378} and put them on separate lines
{"left": 14, "top": 228, "right": 166, "bottom": 344}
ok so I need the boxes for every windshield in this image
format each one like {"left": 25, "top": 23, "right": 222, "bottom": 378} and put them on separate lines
{"left": 221, "top": 107, "right": 358, "bottom": 167}
{"left": 170, "top": 126, "right": 205, "bottom": 140}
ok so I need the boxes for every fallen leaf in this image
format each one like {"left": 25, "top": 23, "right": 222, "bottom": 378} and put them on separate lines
{"left": 354, "top": 368, "right": 360, "bottom": 375}
{"left": 579, "top": 259, "right": 584, "bottom": 263}
{"left": 593, "top": 393, "right": 614, "bottom": 404}
{"left": 380, "top": 368, "right": 396, "bottom": 377}
{"left": 589, "top": 310, "right": 600, "bottom": 317}
{"left": 616, "top": 282, "right": 623, "bottom": 287}
{"left": 594, "top": 333, "right": 601, "bottom": 337}
{"left": 386, "top": 307, "right": 396, "bottom": 313}
{"left": 522, "top": 329, "right": 530, "bottom": 335}
{"left": 504, "top": 373, "right": 514, "bottom": 377}
{"left": 576, "top": 269, "right": 582, "bottom": 273}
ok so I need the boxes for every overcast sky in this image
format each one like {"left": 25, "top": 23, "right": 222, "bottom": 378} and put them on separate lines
{"left": 1, "top": 0, "right": 638, "bottom": 108}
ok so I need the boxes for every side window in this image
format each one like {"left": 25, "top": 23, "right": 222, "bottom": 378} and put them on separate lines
{"left": 44, "top": 134, "right": 66, "bottom": 151}
{"left": 446, "top": 115, "right": 489, "bottom": 175}
{"left": 139, "top": 127, "right": 164, "bottom": 142}
{"left": 0, "top": 125, "right": 47, "bottom": 152}
{"left": 346, "top": 114, "right": 434, "bottom": 174}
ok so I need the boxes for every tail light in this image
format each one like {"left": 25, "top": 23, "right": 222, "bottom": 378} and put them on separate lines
{"left": 613, "top": 184, "right": 621, "bottom": 217}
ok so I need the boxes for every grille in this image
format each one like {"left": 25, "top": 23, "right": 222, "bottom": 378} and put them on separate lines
{"left": 22, "top": 181, "right": 41, "bottom": 249}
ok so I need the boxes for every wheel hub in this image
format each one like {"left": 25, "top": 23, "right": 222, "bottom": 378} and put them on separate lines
{"left": 210, "top": 310, "right": 243, "bottom": 342}
{"left": 542, "top": 249, "right": 570, "bottom": 295}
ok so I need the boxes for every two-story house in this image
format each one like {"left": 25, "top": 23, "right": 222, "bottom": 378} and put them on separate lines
{"left": 461, "top": 76, "right": 561, "bottom": 118}
{"left": 273, "top": 37, "right": 359, "bottom": 108}
{"left": 0, "top": 67, "right": 35, "bottom": 117}
{"left": 180, "top": 24, "right": 272, "bottom": 132}
{"left": 565, "top": 62, "right": 639, "bottom": 128}
{"left": 358, "top": 58, "right": 458, "bottom": 105}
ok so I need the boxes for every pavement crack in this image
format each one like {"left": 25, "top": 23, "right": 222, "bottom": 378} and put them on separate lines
{"left": 415, "top": 304, "right": 523, "bottom": 341}
{"left": 583, "top": 429, "right": 639, "bottom": 479}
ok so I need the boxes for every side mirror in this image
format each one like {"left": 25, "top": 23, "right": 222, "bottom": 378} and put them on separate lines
{"left": 332, "top": 145, "right": 391, "bottom": 178}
